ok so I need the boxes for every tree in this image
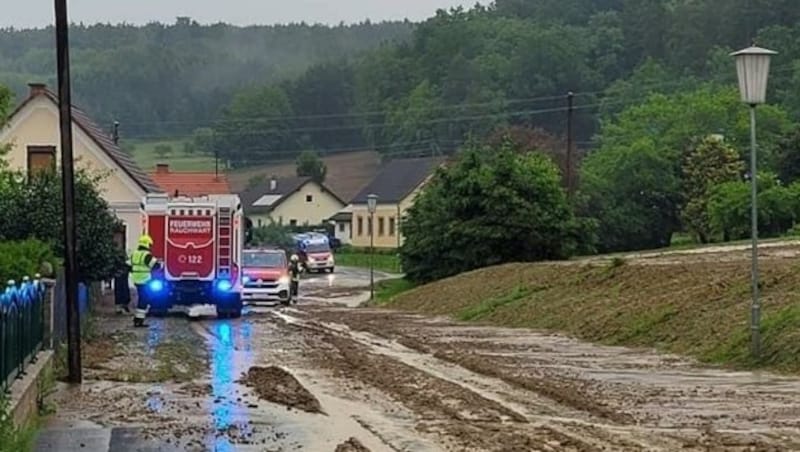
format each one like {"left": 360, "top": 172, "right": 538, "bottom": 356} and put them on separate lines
{"left": 681, "top": 135, "right": 744, "bottom": 243}
{"left": 0, "top": 169, "right": 125, "bottom": 282}
{"left": 775, "top": 125, "right": 800, "bottom": 184}
{"left": 580, "top": 138, "right": 682, "bottom": 252}
{"left": 485, "top": 126, "right": 574, "bottom": 186}
{"left": 154, "top": 144, "right": 173, "bottom": 159}
{"left": 191, "top": 127, "right": 216, "bottom": 155}
{"left": 708, "top": 173, "right": 800, "bottom": 241}
{"left": 215, "top": 85, "right": 294, "bottom": 167}
{"left": 295, "top": 150, "right": 327, "bottom": 182}
{"left": 247, "top": 174, "right": 267, "bottom": 189}
{"left": 584, "top": 85, "right": 793, "bottom": 251}
{"left": 400, "top": 144, "right": 590, "bottom": 283}
{"left": 599, "top": 86, "right": 790, "bottom": 169}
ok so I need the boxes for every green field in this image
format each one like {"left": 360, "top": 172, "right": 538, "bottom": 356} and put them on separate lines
{"left": 335, "top": 252, "right": 402, "bottom": 274}
{"left": 125, "top": 139, "right": 218, "bottom": 172}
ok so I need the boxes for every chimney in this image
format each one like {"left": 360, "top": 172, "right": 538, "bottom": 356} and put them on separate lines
{"left": 156, "top": 163, "right": 169, "bottom": 174}
{"left": 112, "top": 121, "right": 120, "bottom": 145}
{"left": 28, "top": 82, "right": 47, "bottom": 98}
{"left": 269, "top": 176, "right": 277, "bottom": 191}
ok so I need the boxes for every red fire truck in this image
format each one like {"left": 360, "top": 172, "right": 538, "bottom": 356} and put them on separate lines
{"left": 140, "top": 193, "right": 244, "bottom": 319}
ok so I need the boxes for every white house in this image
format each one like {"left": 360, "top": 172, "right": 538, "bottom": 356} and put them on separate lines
{"left": 0, "top": 83, "right": 163, "bottom": 254}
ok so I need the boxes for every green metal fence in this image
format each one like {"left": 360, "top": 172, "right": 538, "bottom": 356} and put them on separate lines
{"left": 0, "top": 276, "right": 46, "bottom": 393}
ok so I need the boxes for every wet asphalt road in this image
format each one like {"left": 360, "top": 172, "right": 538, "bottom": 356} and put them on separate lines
{"left": 33, "top": 266, "right": 391, "bottom": 452}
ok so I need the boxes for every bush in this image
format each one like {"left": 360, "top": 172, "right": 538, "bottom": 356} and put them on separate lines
{"left": 400, "top": 145, "right": 591, "bottom": 283}
{"left": 0, "top": 169, "right": 125, "bottom": 282}
{"left": 708, "top": 172, "right": 800, "bottom": 241}
{"left": 0, "top": 239, "right": 56, "bottom": 283}
{"left": 251, "top": 223, "right": 294, "bottom": 251}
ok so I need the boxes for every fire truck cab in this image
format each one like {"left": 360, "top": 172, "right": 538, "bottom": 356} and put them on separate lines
{"left": 140, "top": 193, "right": 244, "bottom": 319}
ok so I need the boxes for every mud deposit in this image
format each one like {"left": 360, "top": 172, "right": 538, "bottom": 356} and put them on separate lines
{"left": 335, "top": 437, "right": 371, "bottom": 452}
{"left": 240, "top": 365, "right": 324, "bottom": 414}
{"left": 36, "top": 267, "right": 800, "bottom": 451}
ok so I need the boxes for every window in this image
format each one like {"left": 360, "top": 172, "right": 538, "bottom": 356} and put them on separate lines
{"left": 378, "top": 217, "right": 385, "bottom": 236}
{"left": 368, "top": 218, "right": 373, "bottom": 236}
{"left": 357, "top": 217, "right": 363, "bottom": 236}
{"left": 257, "top": 218, "right": 263, "bottom": 227}
{"left": 338, "top": 222, "right": 345, "bottom": 232}
{"left": 306, "top": 194, "right": 313, "bottom": 203}
{"left": 289, "top": 219, "right": 298, "bottom": 226}
{"left": 389, "top": 217, "right": 396, "bottom": 236}
{"left": 113, "top": 224, "right": 127, "bottom": 250}
{"left": 27, "top": 146, "right": 55, "bottom": 175}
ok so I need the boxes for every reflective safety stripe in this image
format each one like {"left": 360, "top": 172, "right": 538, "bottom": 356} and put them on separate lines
{"left": 134, "top": 308, "right": 147, "bottom": 320}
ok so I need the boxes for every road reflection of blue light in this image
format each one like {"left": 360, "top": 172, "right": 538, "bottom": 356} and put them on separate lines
{"left": 147, "top": 321, "right": 162, "bottom": 357}
{"left": 208, "top": 319, "right": 255, "bottom": 450}
{"left": 219, "top": 323, "right": 232, "bottom": 345}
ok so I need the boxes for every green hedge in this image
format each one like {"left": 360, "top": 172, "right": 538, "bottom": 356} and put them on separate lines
{"left": 0, "top": 239, "right": 56, "bottom": 283}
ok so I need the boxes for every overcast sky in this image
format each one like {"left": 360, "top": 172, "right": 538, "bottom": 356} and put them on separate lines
{"left": 3, "top": 0, "right": 482, "bottom": 29}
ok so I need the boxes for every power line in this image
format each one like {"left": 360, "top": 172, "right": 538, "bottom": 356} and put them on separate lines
{"left": 118, "top": 93, "right": 581, "bottom": 127}
{"left": 122, "top": 102, "right": 614, "bottom": 141}
{"left": 115, "top": 64, "right": 799, "bottom": 130}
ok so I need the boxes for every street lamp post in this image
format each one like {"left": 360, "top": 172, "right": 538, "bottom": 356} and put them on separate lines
{"left": 731, "top": 44, "right": 777, "bottom": 359}
{"left": 367, "top": 194, "right": 378, "bottom": 301}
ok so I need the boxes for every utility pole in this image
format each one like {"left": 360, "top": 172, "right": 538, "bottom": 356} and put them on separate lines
{"left": 566, "top": 92, "right": 574, "bottom": 196}
{"left": 55, "top": 0, "right": 82, "bottom": 383}
{"left": 214, "top": 146, "right": 219, "bottom": 179}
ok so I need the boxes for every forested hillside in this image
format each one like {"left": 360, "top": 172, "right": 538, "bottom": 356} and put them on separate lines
{"left": 0, "top": 17, "right": 413, "bottom": 137}
{"left": 195, "top": 0, "right": 800, "bottom": 168}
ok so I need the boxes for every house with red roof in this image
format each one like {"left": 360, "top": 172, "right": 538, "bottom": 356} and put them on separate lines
{"left": 149, "top": 163, "right": 231, "bottom": 197}
{"left": 0, "top": 82, "right": 164, "bottom": 253}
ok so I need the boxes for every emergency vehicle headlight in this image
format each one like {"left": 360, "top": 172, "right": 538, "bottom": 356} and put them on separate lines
{"left": 242, "top": 276, "right": 251, "bottom": 285}
{"left": 278, "top": 276, "right": 290, "bottom": 285}
{"left": 216, "top": 279, "right": 233, "bottom": 292}
{"left": 148, "top": 279, "right": 164, "bottom": 293}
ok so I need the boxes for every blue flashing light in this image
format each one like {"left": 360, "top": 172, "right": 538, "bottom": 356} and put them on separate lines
{"left": 147, "top": 279, "right": 164, "bottom": 293}
{"left": 216, "top": 279, "right": 233, "bottom": 292}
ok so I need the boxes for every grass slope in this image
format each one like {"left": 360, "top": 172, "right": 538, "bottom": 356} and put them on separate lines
{"left": 385, "top": 250, "right": 800, "bottom": 373}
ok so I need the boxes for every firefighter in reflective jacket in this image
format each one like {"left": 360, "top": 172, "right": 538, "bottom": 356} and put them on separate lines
{"left": 288, "top": 254, "right": 303, "bottom": 305}
{"left": 130, "top": 234, "right": 161, "bottom": 327}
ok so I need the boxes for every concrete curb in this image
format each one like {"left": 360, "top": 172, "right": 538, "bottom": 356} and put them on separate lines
{"left": 9, "top": 350, "right": 53, "bottom": 427}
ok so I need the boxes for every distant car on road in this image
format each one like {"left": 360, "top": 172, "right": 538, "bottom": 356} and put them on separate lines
{"left": 241, "top": 248, "right": 290, "bottom": 305}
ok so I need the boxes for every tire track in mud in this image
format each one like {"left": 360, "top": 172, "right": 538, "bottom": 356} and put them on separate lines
{"left": 282, "top": 307, "right": 800, "bottom": 451}
{"left": 272, "top": 310, "right": 665, "bottom": 451}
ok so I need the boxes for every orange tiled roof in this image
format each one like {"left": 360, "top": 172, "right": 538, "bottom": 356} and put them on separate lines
{"left": 150, "top": 164, "right": 231, "bottom": 196}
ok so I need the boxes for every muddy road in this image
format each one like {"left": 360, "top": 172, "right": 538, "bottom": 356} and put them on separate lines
{"left": 37, "top": 267, "right": 800, "bottom": 451}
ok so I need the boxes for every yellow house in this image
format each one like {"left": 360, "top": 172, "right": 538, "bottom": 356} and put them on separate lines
{"left": 240, "top": 176, "right": 345, "bottom": 227}
{"left": 0, "top": 83, "right": 163, "bottom": 253}
{"left": 339, "top": 157, "right": 443, "bottom": 249}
